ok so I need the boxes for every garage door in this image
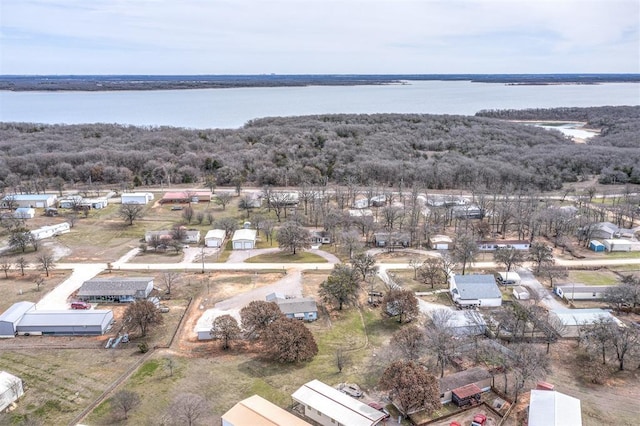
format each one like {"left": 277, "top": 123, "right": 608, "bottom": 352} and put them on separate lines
{"left": 436, "top": 244, "right": 448, "bottom": 250}
{"left": 233, "top": 241, "right": 243, "bottom": 250}
{"left": 243, "top": 241, "right": 253, "bottom": 249}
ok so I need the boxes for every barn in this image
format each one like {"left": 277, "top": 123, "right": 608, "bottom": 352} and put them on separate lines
{"left": 232, "top": 229, "right": 257, "bottom": 250}
{"left": 0, "top": 371, "right": 24, "bottom": 411}
{"left": 121, "top": 192, "right": 154, "bottom": 205}
{"left": 204, "top": 229, "right": 226, "bottom": 247}
{"left": 0, "top": 302, "right": 36, "bottom": 338}
{"left": 16, "top": 310, "right": 114, "bottom": 336}
{"left": 1, "top": 194, "right": 57, "bottom": 209}
{"left": 77, "top": 277, "right": 154, "bottom": 303}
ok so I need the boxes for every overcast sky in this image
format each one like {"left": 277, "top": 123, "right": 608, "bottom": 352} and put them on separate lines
{"left": 1, "top": 0, "right": 638, "bottom": 75}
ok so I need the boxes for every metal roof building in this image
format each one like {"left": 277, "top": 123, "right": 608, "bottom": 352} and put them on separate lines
{"left": 222, "top": 394, "right": 311, "bottom": 426}
{"left": 16, "top": 310, "right": 114, "bottom": 336}
{"left": 292, "top": 379, "right": 386, "bottom": 426}
{"left": 450, "top": 274, "right": 502, "bottom": 307}
{"left": 528, "top": 390, "right": 582, "bottom": 426}
{"left": 77, "top": 277, "right": 154, "bottom": 303}
{"left": 0, "top": 371, "right": 23, "bottom": 411}
{"left": 0, "top": 302, "right": 36, "bottom": 338}
{"left": 232, "top": 229, "right": 257, "bottom": 250}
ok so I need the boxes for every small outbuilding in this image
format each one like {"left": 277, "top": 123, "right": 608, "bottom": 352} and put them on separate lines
{"left": 0, "top": 371, "right": 24, "bottom": 411}
{"left": 528, "top": 389, "right": 581, "bottom": 426}
{"left": 512, "top": 286, "right": 530, "bottom": 300}
{"left": 603, "top": 238, "right": 640, "bottom": 252}
{"left": 13, "top": 208, "right": 35, "bottom": 219}
{"left": 588, "top": 240, "right": 606, "bottom": 252}
{"left": 232, "top": 229, "right": 257, "bottom": 250}
{"left": 439, "top": 368, "right": 492, "bottom": 404}
{"left": 222, "top": 394, "right": 311, "bottom": 426}
{"left": 204, "top": 229, "right": 226, "bottom": 247}
{"left": 430, "top": 235, "right": 453, "bottom": 250}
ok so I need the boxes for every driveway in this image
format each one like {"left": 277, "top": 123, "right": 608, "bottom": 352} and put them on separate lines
{"left": 36, "top": 264, "right": 105, "bottom": 310}
{"left": 517, "top": 268, "right": 566, "bottom": 311}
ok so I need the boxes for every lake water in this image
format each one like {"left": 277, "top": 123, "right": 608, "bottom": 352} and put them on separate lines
{"left": 0, "top": 80, "right": 638, "bottom": 129}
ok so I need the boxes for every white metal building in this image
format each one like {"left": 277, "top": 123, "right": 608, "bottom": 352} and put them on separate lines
{"left": 603, "top": 238, "right": 640, "bottom": 252}
{"left": 16, "top": 310, "right": 114, "bottom": 336}
{"left": 30, "top": 222, "right": 70, "bottom": 240}
{"left": 0, "top": 302, "right": 36, "bottom": 338}
{"left": 232, "top": 229, "right": 257, "bottom": 250}
{"left": 222, "top": 395, "right": 311, "bottom": 426}
{"left": 204, "top": 229, "right": 226, "bottom": 247}
{"left": 550, "top": 308, "right": 623, "bottom": 338}
{"left": 292, "top": 379, "right": 386, "bottom": 426}
{"left": 121, "top": 192, "right": 154, "bottom": 205}
{"left": 450, "top": 274, "right": 502, "bottom": 307}
{"left": 554, "top": 285, "right": 615, "bottom": 301}
{"left": 13, "top": 208, "right": 35, "bottom": 219}
{"left": 1, "top": 194, "right": 57, "bottom": 209}
{"left": 0, "top": 371, "right": 24, "bottom": 411}
{"left": 430, "top": 235, "right": 453, "bottom": 250}
{"left": 528, "top": 390, "right": 581, "bottom": 426}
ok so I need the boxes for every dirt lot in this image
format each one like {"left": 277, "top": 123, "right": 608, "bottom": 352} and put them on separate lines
{"left": 0, "top": 269, "right": 70, "bottom": 312}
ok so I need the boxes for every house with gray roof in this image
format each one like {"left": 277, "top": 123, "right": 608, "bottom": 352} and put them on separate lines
{"left": 266, "top": 294, "right": 318, "bottom": 321}
{"left": 77, "top": 277, "right": 154, "bottom": 303}
{"left": 450, "top": 274, "right": 502, "bottom": 307}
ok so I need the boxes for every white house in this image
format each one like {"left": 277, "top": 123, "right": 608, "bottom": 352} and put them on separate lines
{"left": 292, "top": 379, "right": 386, "bottom": 426}
{"left": 184, "top": 230, "right": 201, "bottom": 244}
{"left": 30, "top": 222, "right": 70, "bottom": 240}
{"left": 450, "top": 274, "right": 502, "bottom": 307}
{"left": 13, "top": 208, "right": 35, "bottom": 219}
{"left": 121, "top": 192, "right": 154, "bottom": 205}
{"left": 554, "top": 285, "right": 615, "bottom": 301}
{"left": 204, "top": 229, "right": 226, "bottom": 248}
{"left": 603, "top": 239, "right": 640, "bottom": 252}
{"left": 477, "top": 240, "right": 530, "bottom": 251}
{"left": 0, "top": 371, "right": 24, "bottom": 411}
{"left": 232, "top": 229, "right": 257, "bottom": 250}
{"left": 528, "top": 389, "right": 582, "bottom": 426}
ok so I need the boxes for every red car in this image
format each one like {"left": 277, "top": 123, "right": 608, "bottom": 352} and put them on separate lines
{"left": 71, "top": 301, "right": 91, "bottom": 310}
{"left": 471, "top": 413, "right": 487, "bottom": 426}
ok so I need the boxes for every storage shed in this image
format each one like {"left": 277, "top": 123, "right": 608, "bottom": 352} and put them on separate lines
{"left": 588, "top": 240, "right": 606, "bottom": 252}
{"left": 528, "top": 390, "right": 581, "bottom": 426}
{"left": 439, "top": 368, "right": 492, "bottom": 404}
{"left": 13, "top": 208, "right": 35, "bottom": 219}
{"left": 451, "top": 384, "right": 483, "bottom": 407}
{"left": 204, "top": 229, "right": 226, "bottom": 247}
{"left": 512, "top": 286, "right": 530, "bottom": 300}
{"left": 0, "top": 302, "right": 36, "bottom": 338}
{"left": 16, "top": 310, "right": 114, "bottom": 336}
{"left": 430, "top": 235, "right": 453, "bottom": 250}
{"left": 232, "top": 229, "right": 257, "bottom": 250}
{"left": 603, "top": 239, "right": 640, "bottom": 252}
{"left": 77, "top": 277, "right": 154, "bottom": 303}
{"left": 0, "top": 371, "right": 24, "bottom": 411}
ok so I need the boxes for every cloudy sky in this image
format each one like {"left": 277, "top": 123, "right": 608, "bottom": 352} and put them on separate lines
{"left": 1, "top": 0, "right": 638, "bottom": 75}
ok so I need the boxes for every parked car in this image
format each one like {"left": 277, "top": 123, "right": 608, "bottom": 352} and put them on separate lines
{"left": 368, "top": 402, "right": 390, "bottom": 418}
{"left": 338, "top": 383, "right": 363, "bottom": 398}
{"left": 71, "top": 301, "right": 91, "bottom": 310}
{"left": 471, "top": 413, "right": 487, "bottom": 426}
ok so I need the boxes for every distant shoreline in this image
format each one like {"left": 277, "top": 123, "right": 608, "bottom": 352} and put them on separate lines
{"left": 1, "top": 74, "right": 638, "bottom": 91}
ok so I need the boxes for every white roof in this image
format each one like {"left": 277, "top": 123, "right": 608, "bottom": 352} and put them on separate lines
{"left": 552, "top": 308, "right": 622, "bottom": 326}
{"left": 528, "top": 390, "right": 581, "bottom": 426}
{"left": 292, "top": 380, "right": 385, "bottom": 426}
{"left": 205, "top": 229, "right": 226, "bottom": 240}
{"left": 18, "top": 310, "right": 113, "bottom": 327}
{"left": 232, "top": 229, "right": 257, "bottom": 241}
{"left": 0, "top": 371, "right": 21, "bottom": 392}
{"left": 0, "top": 302, "right": 36, "bottom": 324}
{"left": 194, "top": 308, "right": 241, "bottom": 334}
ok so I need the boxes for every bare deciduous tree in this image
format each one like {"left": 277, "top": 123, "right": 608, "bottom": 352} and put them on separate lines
{"left": 118, "top": 203, "right": 144, "bottom": 225}
{"left": 170, "top": 393, "right": 209, "bottom": 426}
{"left": 160, "top": 271, "right": 181, "bottom": 295}
{"left": 111, "top": 390, "right": 141, "bottom": 420}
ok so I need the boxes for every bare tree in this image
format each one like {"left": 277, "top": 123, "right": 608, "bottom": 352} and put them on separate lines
{"left": 0, "top": 257, "right": 12, "bottom": 278}
{"left": 391, "top": 325, "right": 426, "bottom": 361}
{"left": 35, "top": 276, "right": 45, "bottom": 292}
{"left": 215, "top": 192, "right": 233, "bottom": 210}
{"left": 37, "top": 251, "right": 55, "bottom": 277}
{"left": 160, "top": 271, "right": 181, "bottom": 295}
{"left": 408, "top": 258, "right": 421, "bottom": 279}
{"left": 111, "top": 390, "right": 141, "bottom": 420}
{"left": 335, "top": 347, "right": 350, "bottom": 373}
{"left": 16, "top": 256, "right": 27, "bottom": 276}
{"left": 417, "top": 257, "right": 447, "bottom": 289}
{"left": 529, "top": 242, "right": 554, "bottom": 273}
{"left": 451, "top": 232, "right": 478, "bottom": 275}
{"left": 510, "top": 344, "right": 550, "bottom": 402}
{"left": 164, "top": 357, "right": 175, "bottom": 377}
{"left": 170, "top": 393, "right": 209, "bottom": 426}
{"left": 425, "top": 309, "right": 456, "bottom": 377}
{"left": 493, "top": 247, "right": 526, "bottom": 278}
{"left": 276, "top": 221, "right": 311, "bottom": 255}
{"left": 118, "top": 203, "right": 144, "bottom": 225}
{"left": 339, "top": 229, "right": 364, "bottom": 259}
{"left": 383, "top": 289, "right": 419, "bottom": 324}
{"left": 124, "top": 300, "right": 163, "bottom": 337}
{"left": 351, "top": 252, "right": 378, "bottom": 282}
{"left": 182, "top": 206, "right": 195, "bottom": 224}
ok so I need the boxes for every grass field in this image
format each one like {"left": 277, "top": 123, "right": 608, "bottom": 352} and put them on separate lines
{"left": 567, "top": 270, "right": 621, "bottom": 285}
{"left": 246, "top": 251, "right": 327, "bottom": 263}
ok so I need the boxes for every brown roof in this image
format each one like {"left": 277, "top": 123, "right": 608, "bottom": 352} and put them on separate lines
{"left": 222, "top": 395, "right": 311, "bottom": 426}
{"left": 452, "top": 384, "right": 482, "bottom": 399}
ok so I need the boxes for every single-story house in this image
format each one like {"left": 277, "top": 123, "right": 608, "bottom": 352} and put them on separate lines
{"left": 439, "top": 368, "right": 492, "bottom": 404}
{"left": 426, "top": 195, "right": 467, "bottom": 207}
{"left": 550, "top": 308, "right": 624, "bottom": 338}
{"left": 232, "top": 229, "right": 257, "bottom": 250}
{"left": 477, "top": 240, "right": 530, "bottom": 251}
{"left": 586, "top": 221, "right": 621, "bottom": 240}
{"left": 1, "top": 194, "right": 57, "bottom": 209}
{"left": 373, "top": 232, "right": 410, "bottom": 248}
{"left": 81, "top": 197, "right": 109, "bottom": 209}
{"left": 268, "top": 191, "right": 299, "bottom": 206}
{"left": 603, "top": 239, "right": 640, "bottom": 252}
{"left": 184, "top": 230, "right": 201, "bottom": 244}
{"left": 222, "top": 395, "right": 311, "bottom": 426}
{"left": 145, "top": 230, "right": 173, "bottom": 244}
{"left": 310, "top": 230, "right": 331, "bottom": 245}
{"left": 292, "top": 379, "right": 387, "bottom": 426}
{"left": 452, "top": 204, "right": 483, "bottom": 219}
{"left": 16, "top": 310, "right": 114, "bottom": 336}
{"left": 450, "top": 274, "right": 502, "bottom": 307}
{"left": 121, "top": 192, "right": 154, "bottom": 205}
{"left": 57, "top": 195, "right": 84, "bottom": 209}
{"left": 496, "top": 271, "right": 521, "bottom": 285}
{"left": 0, "top": 302, "right": 36, "bottom": 338}
{"left": 553, "top": 285, "right": 615, "bottom": 301}
{"left": 0, "top": 371, "right": 24, "bottom": 411}
{"left": 588, "top": 240, "right": 606, "bottom": 252}
{"left": 160, "top": 191, "right": 211, "bottom": 204}
{"left": 204, "top": 229, "right": 226, "bottom": 247}
{"left": 353, "top": 198, "right": 370, "bottom": 209}
{"left": 274, "top": 297, "right": 318, "bottom": 321}
{"left": 77, "top": 277, "right": 154, "bottom": 303}
{"left": 13, "top": 208, "right": 35, "bottom": 219}
{"left": 430, "top": 235, "right": 453, "bottom": 250}
{"left": 528, "top": 389, "right": 581, "bottom": 426}
{"left": 512, "top": 286, "right": 530, "bottom": 300}
{"left": 30, "top": 222, "right": 70, "bottom": 241}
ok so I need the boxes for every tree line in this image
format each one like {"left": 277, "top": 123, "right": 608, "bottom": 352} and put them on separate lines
{"left": 0, "top": 106, "right": 638, "bottom": 192}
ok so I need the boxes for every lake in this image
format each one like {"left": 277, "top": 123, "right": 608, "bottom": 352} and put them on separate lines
{"left": 0, "top": 80, "right": 638, "bottom": 129}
